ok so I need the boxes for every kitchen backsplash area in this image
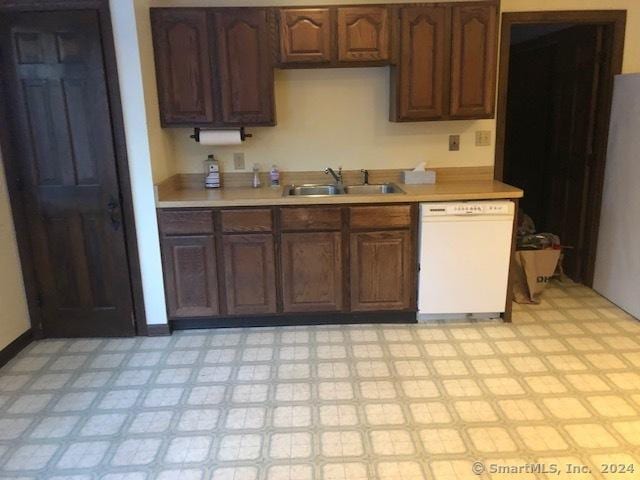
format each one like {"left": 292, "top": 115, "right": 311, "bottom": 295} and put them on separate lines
{"left": 167, "top": 68, "right": 496, "bottom": 176}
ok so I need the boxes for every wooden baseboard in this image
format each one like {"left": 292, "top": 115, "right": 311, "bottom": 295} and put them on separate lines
{"left": 146, "top": 324, "right": 172, "bottom": 336}
{"left": 171, "top": 311, "right": 417, "bottom": 330}
{"left": 0, "top": 329, "right": 33, "bottom": 369}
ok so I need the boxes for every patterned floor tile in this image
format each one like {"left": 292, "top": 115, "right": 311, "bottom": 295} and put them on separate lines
{"left": 0, "top": 281, "right": 638, "bottom": 478}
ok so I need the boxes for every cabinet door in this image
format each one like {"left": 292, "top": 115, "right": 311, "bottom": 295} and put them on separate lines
{"left": 450, "top": 4, "right": 497, "bottom": 118}
{"left": 393, "top": 6, "right": 448, "bottom": 121}
{"left": 281, "top": 232, "right": 343, "bottom": 313}
{"left": 280, "top": 8, "right": 332, "bottom": 64}
{"left": 151, "top": 9, "right": 214, "bottom": 126}
{"left": 162, "top": 236, "right": 219, "bottom": 318}
{"left": 213, "top": 9, "right": 275, "bottom": 125}
{"left": 350, "top": 230, "right": 413, "bottom": 311}
{"left": 337, "top": 7, "right": 389, "bottom": 62}
{"left": 222, "top": 234, "right": 277, "bottom": 315}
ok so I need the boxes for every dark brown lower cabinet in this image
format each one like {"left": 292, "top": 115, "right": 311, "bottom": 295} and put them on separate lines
{"left": 162, "top": 235, "right": 220, "bottom": 317}
{"left": 350, "top": 230, "right": 413, "bottom": 311}
{"left": 158, "top": 205, "right": 417, "bottom": 323}
{"left": 222, "top": 234, "right": 277, "bottom": 315}
{"left": 281, "top": 232, "right": 343, "bottom": 313}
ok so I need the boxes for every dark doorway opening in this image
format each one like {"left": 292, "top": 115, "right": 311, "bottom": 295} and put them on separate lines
{"left": 0, "top": 1, "right": 147, "bottom": 337}
{"left": 495, "top": 11, "right": 626, "bottom": 286}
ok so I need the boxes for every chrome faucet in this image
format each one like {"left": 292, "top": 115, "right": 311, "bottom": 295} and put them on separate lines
{"left": 324, "top": 166, "right": 343, "bottom": 185}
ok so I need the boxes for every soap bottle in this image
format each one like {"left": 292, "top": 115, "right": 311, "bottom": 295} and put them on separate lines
{"left": 269, "top": 165, "right": 280, "bottom": 187}
{"left": 252, "top": 163, "right": 261, "bottom": 188}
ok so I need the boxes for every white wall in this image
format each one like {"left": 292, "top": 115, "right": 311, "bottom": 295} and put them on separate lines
{"left": 0, "top": 150, "right": 30, "bottom": 351}
{"left": 110, "top": 0, "right": 168, "bottom": 327}
{"left": 593, "top": 74, "right": 640, "bottom": 319}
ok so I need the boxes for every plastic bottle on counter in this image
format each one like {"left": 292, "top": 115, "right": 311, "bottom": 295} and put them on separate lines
{"left": 270, "top": 165, "right": 280, "bottom": 187}
{"left": 252, "top": 163, "right": 261, "bottom": 188}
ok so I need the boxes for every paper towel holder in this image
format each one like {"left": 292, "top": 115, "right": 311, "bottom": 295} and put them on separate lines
{"left": 190, "top": 127, "right": 252, "bottom": 143}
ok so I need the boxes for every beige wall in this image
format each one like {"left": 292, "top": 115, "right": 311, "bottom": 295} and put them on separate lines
{"left": 135, "top": 0, "right": 176, "bottom": 183}
{"left": 0, "top": 150, "right": 30, "bottom": 351}
{"left": 171, "top": 68, "right": 496, "bottom": 174}
{"left": 147, "top": 0, "right": 640, "bottom": 179}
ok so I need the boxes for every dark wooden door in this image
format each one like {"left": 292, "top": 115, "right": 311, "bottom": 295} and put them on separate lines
{"left": 337, "top": 7, "right": 389, "bottom": 62}
{"left": 392, "top": 6, "right": 448, "bottom": 121}
{"left": 162, "top": 235, "right": 219, "bottom": 318}
{"left": 504, "top": 41, "right": 557, "bottom": 227}
{"left": 279, "top": 8, "right": 332, "bottom": 64}
{"left": 213, "top": 9, "right": 275, "bottom": 125}
{"left": 151, "top": 9, "right": 214, "bottom": 126}
{"left": 450, "top": 4, "right": 497, "bottom": 118}
{"left": 350, "top": 230, "right": 412, "bottom": 311}
{"left": 222, "top": 234, "right": 277, "bottom": 315}
{"left": 547, "top": 26, "right": 602, "bottom": 281}
{"left": 0, "top": 11, "right": 135, "bottom": 337}
{"left": 281, "top": 232, "right": 343, "bottom": 313}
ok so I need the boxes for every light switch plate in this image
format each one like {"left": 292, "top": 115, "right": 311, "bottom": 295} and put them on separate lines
{"left": 449, "top": 135, "right": 460, "bottom": 151}
{"left": 233, "top": 152, "right": 245, "bottom": 170}
{"left": 475, "top": 130, "right": 491, "bottom": 146}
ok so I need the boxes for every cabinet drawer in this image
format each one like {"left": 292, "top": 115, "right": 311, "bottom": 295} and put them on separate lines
{"left": 349, "top": 205, "right": 412, "bottom": 229}
{"left": 221, "top": 208, "right": 273, "bottom": 233}
{"left": 158, "top": 210, "right": 214, "bottom": 235}
{"left": 281, "top": 207, "right": 342, "bottom": 231}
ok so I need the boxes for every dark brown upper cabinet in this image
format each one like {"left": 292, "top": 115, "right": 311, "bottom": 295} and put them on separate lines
{"left": 213, "top": 9, "right": 275, "bottom": 125}
{"left": 151, "top": 9, "right": 214, "bottom": 126}
{"left": 279, "top": 8, "right": 332, "bottom": 64}
{"left": 391, "top": 6, "right": 448, "bottom": 121}
{"left": 151, "top": 2, "right": 498, "bottom": 127}
{"left": 450, "top": 4, "right": 497, "bottom": 118}
{"left": 337, "top": 6, "right": 389, "bottom": 62}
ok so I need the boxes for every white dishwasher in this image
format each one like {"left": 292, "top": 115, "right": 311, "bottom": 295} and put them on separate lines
{"left": 418, "top": 201, "right": 514, "bottom": 319}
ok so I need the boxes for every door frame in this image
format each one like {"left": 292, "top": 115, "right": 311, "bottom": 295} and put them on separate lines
{"left": 494, "top": 10, "right": 626, "bottom": 286}
{"left": 0, "top": 0, "right": 149, "bottom": 336}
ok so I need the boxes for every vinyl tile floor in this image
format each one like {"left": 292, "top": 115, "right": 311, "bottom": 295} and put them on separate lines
{"left": 1, "top": 281, "right": 639, "bottom": 479}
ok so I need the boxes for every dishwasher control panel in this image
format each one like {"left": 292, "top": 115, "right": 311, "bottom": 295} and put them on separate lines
{"left": 422, "top": 201, "right": 513, "bottom": 217}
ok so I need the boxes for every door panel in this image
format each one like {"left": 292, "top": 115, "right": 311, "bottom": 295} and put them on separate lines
{"left": 394, "top": 6, "right": 447, "bottom": 120}
{"left": 1, "top": 11, "right": 135, "bottom": 337}
{"left": 547, "top": 26, "right": 601, "bottom": 281}
{"left": 222, "top": 234, "right": 277, "bottom": 315}
{"left": 162, "top": 236, "right": 219, "bottom": 318}
{"left": 151, "top": 9, "right": 214, "bottom": 125}
{"left": 450, "top": 4, "right": 497, "bottom": 117}
{"left": 337, "top": 7, "right": 389, "bottom": 62}
{"left": 350, "top": 230, "right": 412, "bottom": 311}
{"left": 214, "top": 9, "right": 274, "bottom": 125}
{"left": 281, "top": 232, "right": 343, "bottom": 313}
{"left": 280, "top": 8, "right": 332, "bottom": 64}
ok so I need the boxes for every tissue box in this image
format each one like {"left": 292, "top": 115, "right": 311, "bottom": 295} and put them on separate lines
{"left": 402, "top": 170, "right": 436, "bottom": 185}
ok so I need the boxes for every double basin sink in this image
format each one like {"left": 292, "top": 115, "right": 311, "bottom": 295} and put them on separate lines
{"left": 283, "top": 183, "right": 405, "bottom": 197}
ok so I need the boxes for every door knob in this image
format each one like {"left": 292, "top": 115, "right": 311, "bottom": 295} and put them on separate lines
{"left": 107, "top": 195, "right": 121, "bottom": 231}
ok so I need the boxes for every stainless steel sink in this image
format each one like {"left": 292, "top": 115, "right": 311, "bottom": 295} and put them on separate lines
{"left": 283, "top": 183, "right": 405, "bottom": 197}
{"left": 283, "top": 184, "right": 345, "bottom": 196}
{"left": 344, "top": 183, "right": 405, "bottom": 195}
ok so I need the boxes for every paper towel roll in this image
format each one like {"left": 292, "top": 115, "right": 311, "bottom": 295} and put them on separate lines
{"left": 198, "top": 129, "right": 243, "bottom": 146}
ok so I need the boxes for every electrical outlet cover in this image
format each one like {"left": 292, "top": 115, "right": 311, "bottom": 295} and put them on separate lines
{"left": 475, "top": 130, "right": 491, "bottom": 146}
{"left": 449, "top": 134, "right": 460, "bottom": 151}
{"left": 233, "top": 152, "right": 245, "bottom": 170}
